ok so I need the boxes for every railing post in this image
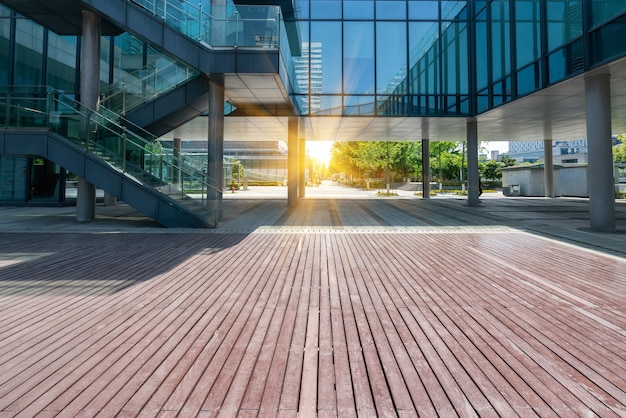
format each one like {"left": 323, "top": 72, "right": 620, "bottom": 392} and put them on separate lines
{"left": 122, "top": 129, "right": 127, "bottom": 172}
{"left": 122, "top": 82, "right": 126, "bottom": 115}
{"left": 202, "top": 170, "right": 206, "bottom": 209}
{"left": 160, "top": 153, "right": 164, "bottom": 189}
{"left": 198, "top": 3, "right": 202, "bottom": 40}
{"left": 162, "top": 0, "right": 167, "bottom": 20}
{"left": 235, "top": 11, "right": 239, "bottom": 47}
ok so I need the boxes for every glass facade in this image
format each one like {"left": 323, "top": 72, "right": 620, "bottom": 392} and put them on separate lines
{"left": 1, "top": 1, "right": 626, "bottom": 120}
{"left": 287, "top": 0, "right": 625, "bottom": 116}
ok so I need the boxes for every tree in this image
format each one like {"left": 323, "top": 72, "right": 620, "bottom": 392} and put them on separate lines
{"left": 355, "top": 142, "right": 386, "bottom": 189}
{"left": 500, "top": 154, "right": 517, "bottom": 167}
{"left": 482, "top": 159, "right": 502, "bottom": 181}
{"left": 430, "top": 141, "right": 458, "bottom": 184}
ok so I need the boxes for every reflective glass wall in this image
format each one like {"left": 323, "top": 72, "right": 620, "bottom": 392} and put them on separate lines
{"left": 291, "top": 0, "right": 626, "bottom": 117}
{"left": 474, "top": 0, "right": 626, "bottom": 113}
{"left": 292, "top": 0, "right": 470, "bottom": 117}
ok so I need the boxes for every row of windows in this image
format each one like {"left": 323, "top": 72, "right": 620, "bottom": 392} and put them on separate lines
{"left": 294, "top": 0, "right": 467, "bottom": 21}
{"left": 2, "top": 2, "right": 626, "bottom": 119}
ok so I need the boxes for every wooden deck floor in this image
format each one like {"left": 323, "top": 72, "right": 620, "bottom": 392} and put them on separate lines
{"left": 1, "top": 200, "right": 626, "bottom": 416}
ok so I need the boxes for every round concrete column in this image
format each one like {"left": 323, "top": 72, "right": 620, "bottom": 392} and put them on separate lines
{"left": 585, "top": 73, "right": 615, "bottom": 232}
{"left": 207, "top": 78, "right": 225, "bottom": 220}
{"left": 76, "top": 10, "right": 101, "bottom": 223}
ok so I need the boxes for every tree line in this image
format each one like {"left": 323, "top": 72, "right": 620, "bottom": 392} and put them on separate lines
{"left": 327, "top": 141, "right": 516, "bottom": 188}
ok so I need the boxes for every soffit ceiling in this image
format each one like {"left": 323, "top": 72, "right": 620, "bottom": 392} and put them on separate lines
{"left": 163, "top": 56, "right": 626, "bottom": 145}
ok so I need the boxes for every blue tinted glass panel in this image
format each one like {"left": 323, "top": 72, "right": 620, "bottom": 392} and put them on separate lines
{"left": 295, "top": 0, "right": 309, "bottom": 18}
{"left": 409, "top": 21, "right": 437, "bottom": 69}
{"left": 591, "top": 14, "right": 626, "bottom": 64}
{"left": 376, "top": 1, "right": 406, "bottom": 20}
{"left": 515, "top": 0, "right": 541, "bottom": 69}
{"left": 344, "top": 95, "right": 375, "bottom": 115}
{"left": 344, "top": 22, "right": 374, "bottom": 94}
{"left": 476, "top": 91, "right": 489, "bottom": 113}
{"left": 47, "top": 33, "right": 77, "bottom": 91}
{"left": 311, "top": 0, "right": 342, "bottom": 19}
{"left": 546, "top": 0, "right": 583, "bottom": 52}
{"left": 441, "top": 1, "right": 467, "bottom": 20}
{"left": 490, "top": 0, "right": 510, "bottom": 82}
{"left": 516, "top": 64, "right": 536, "bottom": 96}
{"left": 344, "top": 0, "right": 374, "bottom": 19}
{"left": 291, "top": 21, "right": 310, "bottom": 95}
{"left": 441, "top": 21, "right": 468, "bottom": 95}
{"left": 294, "top": 95, "right": 309, "bottom": 115}
{"left": 0, "top": 17, "right": 9, "bottom": 85}
{"left": 592, "top": 0, "right": 626, "bottom": 26}
{"left": 475, "top": 12, "right": 488, "bottom": 90}
{"left": 14, "top": 19, "right": 44, "bottom": 85}
{"left": 311, "top": 21, "right": 342, "bottom": 93}
{"left": 376, "top": 22, "right": 407, "bottom": 94}
{"left": 548, "top": 49, "right": 566, "bottom": 84}
{"left": 408, "top": 1, "right": 438, "bottom": 19}
{"left": 310, "top": 95, "right": 342, "bottom": 115}
{"left": 377, "top": 95, "right": 408, "bottom": 115}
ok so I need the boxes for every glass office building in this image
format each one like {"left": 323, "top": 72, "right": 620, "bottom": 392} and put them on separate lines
{"left": 1, "top": 0, "right": 625, "bottom": 229}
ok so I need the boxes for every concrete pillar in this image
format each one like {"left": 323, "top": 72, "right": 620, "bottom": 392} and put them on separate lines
{"left": 466, "top": 119, "right": 480, "bottom": 207}
{"left": 76, "top": 10, "right": 100, "bottom": 223}
{"left": 207, "top": 78, "right": 225, "bottom": 220}
{"left": 298, "top": 136, "right": 306, "bottom": 198}
{"left": 585, "top": 73, "right": 615, "bottom": 232}
{"left": 421, "top": 139, "right": 430, "bottom": 198}
{"left": 543, "top": 139, "right": 554, "bottom": 198}
{"left": 288, "top": 116, "right": 299, "bottom": 207}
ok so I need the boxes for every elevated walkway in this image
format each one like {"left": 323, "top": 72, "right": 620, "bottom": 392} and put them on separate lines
{"left": 0, "top": 0, "right": 296, "bottom": 117}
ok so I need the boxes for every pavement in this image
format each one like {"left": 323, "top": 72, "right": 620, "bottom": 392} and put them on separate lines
{"left": 1, "top": 181, "right": 625, "bottom": 257}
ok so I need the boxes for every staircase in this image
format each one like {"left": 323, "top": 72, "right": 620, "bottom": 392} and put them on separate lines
{"left": 0, "top": 87, "right": 220, "bottom": 228}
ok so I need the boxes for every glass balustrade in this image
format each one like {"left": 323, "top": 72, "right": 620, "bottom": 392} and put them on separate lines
{"left": 101, "top": 58, "right": 199, "bottom": 115}
{"left": 129, "top": 0, "right": 281, "bottom": 48}
{"left": 0, "top": 86, "right": 220, "bottom": 227}
{"left": 126, "top": 0, "right": 297, "bottom": 113}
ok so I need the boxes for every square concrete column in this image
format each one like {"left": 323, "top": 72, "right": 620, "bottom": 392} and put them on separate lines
{"left": 421, "top": 139, "right": 430, "bottom": 198}
{"left": 76, "top": 10, "right": 101, "bottom": 223}
{"left": 543, "top": 139, "right": 554, "bottom": 198}
{"left": 288, "top": 116, "right": 299, "bottom": 207}
{"left": 585, "top": 73, "right": 615, "bottom": 232}
{"left": 208, "top": 78, "right": 225, "bottom": 220}
{"left": 466, "top": 119, "right": 480, "bottom": 206}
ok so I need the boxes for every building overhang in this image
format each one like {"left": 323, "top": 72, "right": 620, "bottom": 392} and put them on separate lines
{"left": 0, "top": 0, "right": 123, "bottom": 35}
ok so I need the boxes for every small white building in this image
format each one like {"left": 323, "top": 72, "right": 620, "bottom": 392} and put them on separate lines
{"left": 502, "top": 164, "right": 562, "bottom": 197}
{"left": 503, "top": 163, "right": 621, "bottom": 198}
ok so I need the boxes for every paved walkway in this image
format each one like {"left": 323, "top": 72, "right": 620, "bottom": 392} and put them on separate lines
{"left": 0, "top": 183, "right": 625, "bottom": 416}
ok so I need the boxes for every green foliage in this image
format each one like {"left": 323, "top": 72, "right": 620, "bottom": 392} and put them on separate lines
{"left": 500, "top": 154, "right": 517, "bottom": 167}
{"left": 482, "top": 159, "right": 503, "bottom": 181}
{"left": 330, "top": 140, "right": 495, "bottom": 186}
{"left": 145, "top": 140, "right": 163, "bottom": 155}
{"left": 613, "top": 139, "right": 626, "bottom": 163}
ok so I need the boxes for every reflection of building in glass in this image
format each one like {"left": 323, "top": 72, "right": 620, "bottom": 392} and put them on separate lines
{"left": 294, "top": 42, "right": 322, "bottom": 114}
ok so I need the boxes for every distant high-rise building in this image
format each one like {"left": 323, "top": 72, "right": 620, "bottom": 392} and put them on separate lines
{"left": 294, "top": 42, "right": 322, "bottom": 114}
